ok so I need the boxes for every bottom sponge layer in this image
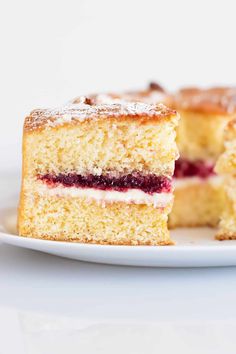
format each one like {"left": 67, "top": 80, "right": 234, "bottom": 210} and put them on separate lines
{"left": 18, "top": 192, "right": 173, "bottom": 245}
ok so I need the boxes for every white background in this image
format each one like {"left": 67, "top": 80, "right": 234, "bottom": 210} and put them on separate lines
{"left": 1, "top": 0, "right": 236, "bottom": 169}
{"left": 1, "top": 0, "right": 236, "bottom": 352}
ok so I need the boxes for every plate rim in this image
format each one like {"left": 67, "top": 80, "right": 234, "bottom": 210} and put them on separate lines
{"left": 1, "top": 230, "right": 236, "bottom": 252}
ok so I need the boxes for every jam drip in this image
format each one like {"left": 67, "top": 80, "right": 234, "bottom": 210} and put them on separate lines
{"left": 174, "top": 159, "right": 215, "bottom": 179}
{"left": 39, "top": 173, "right": 172, "bottom": 194}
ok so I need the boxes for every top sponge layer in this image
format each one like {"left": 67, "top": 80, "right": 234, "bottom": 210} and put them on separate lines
{"left": 25, "top": 102, "right": 176, "bottom": 132}
{"left": 23, "top": 102, "right": 179, "bottom": 178}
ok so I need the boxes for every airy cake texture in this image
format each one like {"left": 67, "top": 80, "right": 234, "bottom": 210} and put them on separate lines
{"left": 215, "top": 119, "right": 236, "bottom": 240}
{"left": 23, "top": 105, "right": 177, "bottom": 177}
{"left": 18, "top": 101, "right": 179, "bottom": 245}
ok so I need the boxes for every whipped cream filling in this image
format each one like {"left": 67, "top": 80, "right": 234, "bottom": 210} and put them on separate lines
{"left": 36, "top": 183, "right": 173, "bottom": 208}
{"left": 174, "top": 175, "right": 222, "bottom": 189}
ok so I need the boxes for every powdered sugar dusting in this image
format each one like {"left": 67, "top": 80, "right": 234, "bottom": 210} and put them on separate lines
{"left": 71, "top": 90, "right": 166, "bottom": 105}
{"left": 25, "top": 102, "right": 177, "bottom": 131}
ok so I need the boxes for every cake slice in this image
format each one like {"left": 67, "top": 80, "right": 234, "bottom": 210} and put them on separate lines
{"left": 167, "top": 87, "right": 236, "bottom": 228}
{"left": 215, "top": 119, "right": 236, "bottom": 240}
{"left": 18, "top": 101, "right": 179, "bottom": 245}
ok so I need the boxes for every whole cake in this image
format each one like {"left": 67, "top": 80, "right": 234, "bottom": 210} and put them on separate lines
{"left": 18, "top": 101, "right": 179, "bottom": 245}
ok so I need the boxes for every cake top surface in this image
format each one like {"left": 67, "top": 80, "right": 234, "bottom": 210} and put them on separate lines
{"left": 170, "top": 87, "right": 236, "bottom": 115}
{"left": 24, "top": 101, "right": 177, "bottom": 131}
{"left": 71, "top": 82, "right": 166, "bottom": 105}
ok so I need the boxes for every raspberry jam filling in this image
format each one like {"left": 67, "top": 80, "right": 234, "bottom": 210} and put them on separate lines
{"left": 39, "top": 173, "right": 172, "bottom": 194}
{"left": 174, "top": 159, "right": 215, "bottom": 179}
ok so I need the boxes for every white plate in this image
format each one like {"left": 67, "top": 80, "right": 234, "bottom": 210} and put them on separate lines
{"left": 1, "top": 171, "right": 236, "bottom": 267}
{"left": 1, "top": 206, "right": 236, "bottom": 267}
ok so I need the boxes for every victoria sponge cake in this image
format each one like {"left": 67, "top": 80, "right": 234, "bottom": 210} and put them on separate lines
{"left": 18, "top": 101, "right": 179, "bottom": 245}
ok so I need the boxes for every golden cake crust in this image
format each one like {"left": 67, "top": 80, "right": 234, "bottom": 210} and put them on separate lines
{"left": 24, "top": 103, "right": 178, "bottom": 132}
{"left": 169, "top": 87, "right": 236, "bottom": 115}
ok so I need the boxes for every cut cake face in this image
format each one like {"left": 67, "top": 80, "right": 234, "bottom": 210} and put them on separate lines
{"left": 18, "top": 101, "right": 179, "bottom": 245}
